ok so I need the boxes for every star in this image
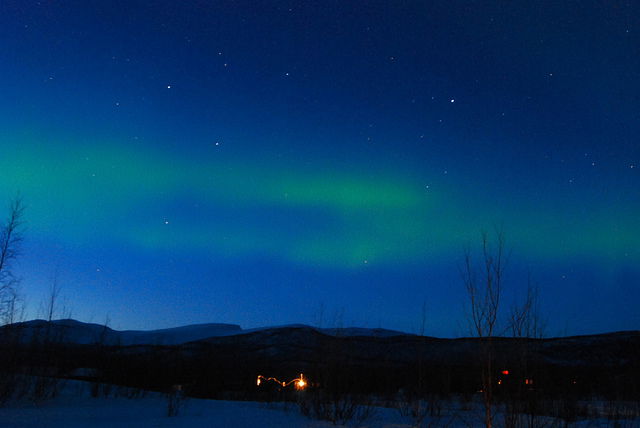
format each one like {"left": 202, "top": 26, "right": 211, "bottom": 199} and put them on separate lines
{"left": 166, "top": 85, "right": 171, "bottom": 89}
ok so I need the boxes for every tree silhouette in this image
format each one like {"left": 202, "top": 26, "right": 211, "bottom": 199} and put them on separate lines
{"left": 462, "top": 229, "right": 505, "bottom": 428}
{"left": 0, "top": 198, "right": 25, "bottom": 326}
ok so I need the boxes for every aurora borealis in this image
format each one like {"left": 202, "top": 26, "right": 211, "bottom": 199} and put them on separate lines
{"left": 1, "top": 1, "right": 638, "bottom": 336}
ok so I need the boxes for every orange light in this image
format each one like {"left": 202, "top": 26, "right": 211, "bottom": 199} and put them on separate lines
{"left": 256, "top": 373, "right": 307, "bottom": 390}
{"left": 295, "top": 374, "right": 306, "bottom": 390}
{"left": 501, "top": 370, "right": 509, "bottom": 375}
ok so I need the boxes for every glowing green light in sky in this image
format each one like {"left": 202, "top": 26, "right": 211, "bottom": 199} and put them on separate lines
{"left": 1, "top": 137, "right": 637, "bottom": 268}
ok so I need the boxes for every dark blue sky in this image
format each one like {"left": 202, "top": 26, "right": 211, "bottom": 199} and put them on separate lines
{"left": 0, "top": 1, "right": 638, "bottom": 336}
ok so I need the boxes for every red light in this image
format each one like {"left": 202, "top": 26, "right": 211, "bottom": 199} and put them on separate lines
{"left": 501, "top": 370, "right": 509, "bottom": 375}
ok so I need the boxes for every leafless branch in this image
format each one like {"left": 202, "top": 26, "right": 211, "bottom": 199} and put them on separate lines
{"left": 0, "top": 197, "right": 25, "bottom": 326}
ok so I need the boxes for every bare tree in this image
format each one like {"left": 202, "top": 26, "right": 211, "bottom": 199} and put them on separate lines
{"left": 463, "top": 230, "right": 504, "bottom": 340}
{"left": 43, "top": 271, "right": 63, "bottom": 323}
{"left": 0, "top": 198, "right": 25, "bottom": 404}
{"left": 30, "top": 270, "right": 69, "bottom": 402}
{"left": 462, "top": 229, "right": 506, "bottom": 428}
{"left": 506, "top": 279, "right": 547, "bottom": 428}
{"left": 508, "top": 278, "right": 545, "bottom": 340}
{"left": 0, "top": 198, "right": 25, "bottom": 326}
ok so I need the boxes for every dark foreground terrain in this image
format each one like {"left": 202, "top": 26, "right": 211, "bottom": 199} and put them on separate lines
{"left": 1, "top": 320, "right": 639, "bottom": 404}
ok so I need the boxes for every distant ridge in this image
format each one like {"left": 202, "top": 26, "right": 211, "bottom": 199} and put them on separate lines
{"left": 2, "top": 319, "right": 242, "bottom": 346}
{"left": 1, "top": 319, "right": 411, "bottom": 346}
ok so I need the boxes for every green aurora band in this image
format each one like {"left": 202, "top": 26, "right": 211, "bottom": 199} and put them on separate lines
{"left": 1, "top": 138, "right": 637, "bottom": 268}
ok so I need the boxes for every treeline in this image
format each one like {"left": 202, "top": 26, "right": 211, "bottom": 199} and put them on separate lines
{"left": 2, "top": 323, "right": 638, "bottom": 403}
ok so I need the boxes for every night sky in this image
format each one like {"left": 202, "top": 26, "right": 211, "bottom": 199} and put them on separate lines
{"left": 1, "top": 1, "right": 638, "bottom": 337}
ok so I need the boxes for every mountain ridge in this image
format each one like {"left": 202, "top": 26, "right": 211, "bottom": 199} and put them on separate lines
{"left": 1, "top": 318, "right": 414, "bottom": 346}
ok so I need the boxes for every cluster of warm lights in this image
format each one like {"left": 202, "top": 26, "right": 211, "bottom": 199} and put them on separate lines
{"left": 256, "top": 373, "right": 307, "bottom": 390}
{"left": 496, "top": 370, "right": 535, "bottom": 387}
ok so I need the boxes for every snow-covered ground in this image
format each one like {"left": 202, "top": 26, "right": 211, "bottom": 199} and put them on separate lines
{"left": 0, "top": 380, "right": 404, "bottom": 428}
{"left": 0, "top": 384, "right": 393, "bottom": 428}
{"left": 1, "top": 394, "right": 336, "bottom": 428}
{"left": 1, "top": 380, "right": 638, "bottom": 427}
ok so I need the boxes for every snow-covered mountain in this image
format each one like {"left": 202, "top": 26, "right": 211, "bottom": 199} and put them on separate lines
{"left": 2, "top": 319, "right": 242, "bottom": 346}
{"left": 1, "top": 319, "right": 411, "bottom": 346}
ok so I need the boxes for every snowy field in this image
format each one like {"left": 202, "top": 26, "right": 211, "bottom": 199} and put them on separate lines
{"left": 1, "top": 380, "right": 638, "bottom": 427}
{"left": 1, "top": 394, "right": 339, "bottom": 428}
{"left": 0, "top": 380, "right": 403, "bottom": 428}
